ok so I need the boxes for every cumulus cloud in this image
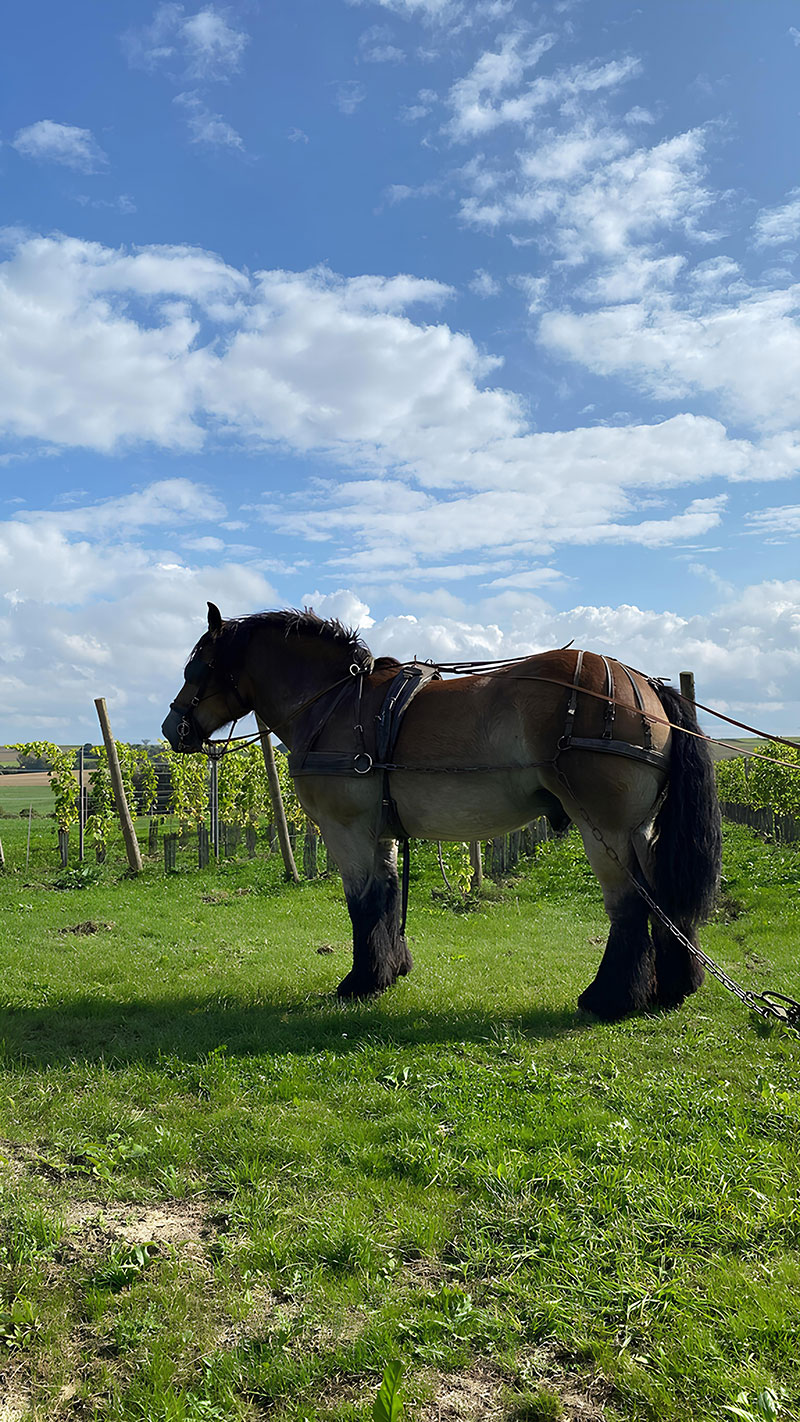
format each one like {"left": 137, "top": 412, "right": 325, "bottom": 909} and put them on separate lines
{"left": 278, "top": 581, "right": 800, "bottom": 733}
{"left": 539, "top": 283, "right": 800, "bottom": 432}
{"left": 11, "top": 120, "right": 107, "bottom": 173}
{"left": 1, "top": 234, "right": 798, "bottom": 560}
{"left": 0, "top": 483, "right": 277, "bottom": 741}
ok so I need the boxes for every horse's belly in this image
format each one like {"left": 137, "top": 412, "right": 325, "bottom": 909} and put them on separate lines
{"left": 391, "top": 771, "right": 547, "bottom": 841}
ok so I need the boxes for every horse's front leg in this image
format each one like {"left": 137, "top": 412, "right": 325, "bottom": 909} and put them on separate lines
{"left": 338, "top": 840, "right": 413, "bottom": 999}
{"left": 322, "top": 830, "right": 412, "bottom": 999}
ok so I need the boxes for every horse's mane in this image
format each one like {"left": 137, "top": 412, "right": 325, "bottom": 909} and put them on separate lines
{"left": 192, "top": 608, "right": 378, "bottom": 675}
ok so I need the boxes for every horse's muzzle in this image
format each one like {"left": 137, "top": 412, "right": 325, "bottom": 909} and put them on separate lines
{"left": 162, "top": 706, "right": 202, "bottom": 753}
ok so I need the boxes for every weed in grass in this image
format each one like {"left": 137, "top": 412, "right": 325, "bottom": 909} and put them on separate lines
{"left": 373, "top": 1359, "right": 403, "bottom": 1422}
{"left": 723, "top": 1388, "right": 784, "bottom": 1421}
{"left": 73, "top": 1131, "right": 150, "bottom": 1182}
{"left": 0, "top": 1296, "right": 39, "bottom": 1350}
{"left": 89, "top": 1241, "right": 159, "bottom": 1293}
{"left": 504, "top": 1383, "right": 564, "bottom": 1421}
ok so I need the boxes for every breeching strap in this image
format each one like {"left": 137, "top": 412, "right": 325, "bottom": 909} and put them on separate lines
{"left": 510, "top": 673, "right": 800, "bottom": 773}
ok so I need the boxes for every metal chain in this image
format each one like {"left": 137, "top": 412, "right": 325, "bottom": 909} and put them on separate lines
{"left": 553, "top": 760, "right": 800, "bottom": 1035}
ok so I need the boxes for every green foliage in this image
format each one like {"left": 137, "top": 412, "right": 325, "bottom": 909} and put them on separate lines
{"left": 274, "top": 743, "right": 308, "bottom": 832}
{"left": 75, "top": 1131, "right": 150, "bottom": 1182}
{"left": 0, "top": 1296, "right": 39, "bottom": 1350}
{"left": 723, "top": 1388, "right": 783, "bottom": 1421}
{"left": 90, "top": 1242, "right": 158, "bottom": 1293}
{"left": 438, "top": 841, "right": 473, "bottom": 896}
{"left": 86, "top": 746, "right": 116, "bottom": 856}
{"left": 716, "top": 744, "right": 800, "bottom": 817}
{"left": 13, "top": 740, "right": 79, "bottom": 831}
{"left": 373, "top": 1359, "right": 404, "bottom": 1422}
{"left": 163, "top": 742, "right": 209, "bottom": 827}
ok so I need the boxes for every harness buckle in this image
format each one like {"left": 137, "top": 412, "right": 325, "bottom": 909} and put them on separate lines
{"left": 353, "top": 752, "right": 374, "bottom": 775}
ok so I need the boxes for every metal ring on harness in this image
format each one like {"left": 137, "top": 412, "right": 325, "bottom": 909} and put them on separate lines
{"left": 353, "top": 751, "right": 373, "bottom": 775}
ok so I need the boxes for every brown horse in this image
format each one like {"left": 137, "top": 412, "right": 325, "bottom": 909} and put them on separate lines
{"left": 162, "top": 604, "right": 721, "bottom": 1021}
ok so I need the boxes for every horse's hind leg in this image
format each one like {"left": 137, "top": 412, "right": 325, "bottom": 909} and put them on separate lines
{"left": 651, "top": 920, "right": 705, "bottom": 1007}
{"left": 631, "top": 831, "right": 706, "bottom": 1009}
{"left": 331, "top": 836, "right": 413, "bottom": 999}
{"left": 576, "top": 827, "right": 657, "bottom": 1021}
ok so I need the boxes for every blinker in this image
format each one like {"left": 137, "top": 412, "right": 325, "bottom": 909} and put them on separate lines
{"left": 185, "top": 653, "right": 211, "bottom": 685}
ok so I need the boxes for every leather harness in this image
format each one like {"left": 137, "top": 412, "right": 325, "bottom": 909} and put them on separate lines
{"left": 287, "top": 650, "right": 667, "bottom": 838}
{"left": 288, "top": 661, "right": 442, "bottom": 840}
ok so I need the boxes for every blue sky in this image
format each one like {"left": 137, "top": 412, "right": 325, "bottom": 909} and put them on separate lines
{"left": 2, "top": 0, "right": 800, "bottom": 740}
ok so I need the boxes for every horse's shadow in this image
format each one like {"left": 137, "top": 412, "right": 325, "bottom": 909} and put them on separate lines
{"left": 0, "top": 991, "right": 589, "bottom": 1069}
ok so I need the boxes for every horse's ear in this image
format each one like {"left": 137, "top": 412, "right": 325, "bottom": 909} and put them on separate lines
{"left": 207, "top": 602, "right": 223, "bottom": 637}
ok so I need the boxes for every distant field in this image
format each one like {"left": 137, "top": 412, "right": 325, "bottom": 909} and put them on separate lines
{"left": 0, "top": 779, "right": 54, "bottom": 816}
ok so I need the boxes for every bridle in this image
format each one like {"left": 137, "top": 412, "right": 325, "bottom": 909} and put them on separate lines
{"left": 170, "top": 649, "right": 367, "bottom": 754}
{"left": 169, "top": 649, "right": 253, "bottom": 751}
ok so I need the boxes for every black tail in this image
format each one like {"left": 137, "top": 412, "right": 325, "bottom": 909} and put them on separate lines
{"left": 651, "top": 684, "right": 721, "bottom": 930}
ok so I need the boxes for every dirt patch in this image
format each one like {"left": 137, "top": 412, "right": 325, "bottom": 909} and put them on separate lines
{"left": 0, "top": 1139, "right": 63, "bottom": 1183}
{"left": 64, "top": 1199, "right": 209, "bottom": 1250}
{"left": 418, "top": 1356, "right": 609, "bottom": 1422}
{"left": 419, "top": 1364, "right": 506, "bottom": 1421}
{"left": 0, "top": 1386, "right": 31, "bottom": 1422}
{"left": 58, "top": 920, "right": 115, "bottom": 935}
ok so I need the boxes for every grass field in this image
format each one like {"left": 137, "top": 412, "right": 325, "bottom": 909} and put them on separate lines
{"left": 1, "top": 812, "right": 799, "bottom": 1422}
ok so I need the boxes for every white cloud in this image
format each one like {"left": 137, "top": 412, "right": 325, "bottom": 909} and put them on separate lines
{"left": 2, "top": 235, "right": 797, "bottom": 564}
{"left": 275, "top": 580, "right": 800, "bottom": 732}
{"left": 746, "top": 505, "right": 800, "bottom": 539}
{"left": 350, "top": 0, "right": 461, "bottom": 19}
{"left": 181, "top": 6, "right": 248, "bottom": 79}
{"left": 0, "top": 484, "right": 278, "bottom": 740}
{"left": 539, "top": 282, "right": 800, "bottom": 432}
{"left": 334, "top": 81, "right": 368, "bottom": 114}
{"left": 469, "top": 268, "right": 501, "bottom": 297}
{"left": 174, "top": 92, "right": 244, "bottom": 147}
{"left": 358, "top": 25, "right": 405, "bottom": 62}
{"left": 446, "top": 44, "right": 638, "bottom": 141}
{"left": 123, "top": 3, "right": 247, "bottom": 80}
{"left": 11, "top": 120, "right": 107, "bottom": 173}
{"left": 753, "top": 188, "right": 800, "bottom": 248}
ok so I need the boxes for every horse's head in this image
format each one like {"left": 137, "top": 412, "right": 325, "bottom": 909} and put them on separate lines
{"left": 162, "top": 602, "right": 251, "bottom": 753}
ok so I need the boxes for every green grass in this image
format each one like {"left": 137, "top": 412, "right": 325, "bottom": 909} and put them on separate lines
{"left": 0, "top": 820, "right": 799, "bottom": 1421}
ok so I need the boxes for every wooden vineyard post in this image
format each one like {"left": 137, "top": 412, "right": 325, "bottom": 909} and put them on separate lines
{"left": 256, "top": 716, "right": 300, "bottom": 884}
{"left": 469, "top": 841, "right": 482, "bottom": 891}
{"left": 679, "top": 670, "right": 696, "bottom": 704}
{"left": 303, "top": 821, "right": 319, "bottom": 879}
{"left": 94, "top": 698, "right": 143, "bottom": 875}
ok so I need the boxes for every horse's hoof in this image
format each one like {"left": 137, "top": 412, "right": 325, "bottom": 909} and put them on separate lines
{"left": 337, "top": 973, "right": 383, "bottom": 1000}
{"left": 577, "top": 985, "right": 632, "bottom": 1022}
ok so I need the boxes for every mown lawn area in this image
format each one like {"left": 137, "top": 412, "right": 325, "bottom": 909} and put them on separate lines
{"left": 1, "top": 814, "right": 799, "bottom": 1422}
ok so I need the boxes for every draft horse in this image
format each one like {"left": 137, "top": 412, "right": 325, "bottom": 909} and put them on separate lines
{"left": 163, "top": 604, "right": 721, "bottom": 1022}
